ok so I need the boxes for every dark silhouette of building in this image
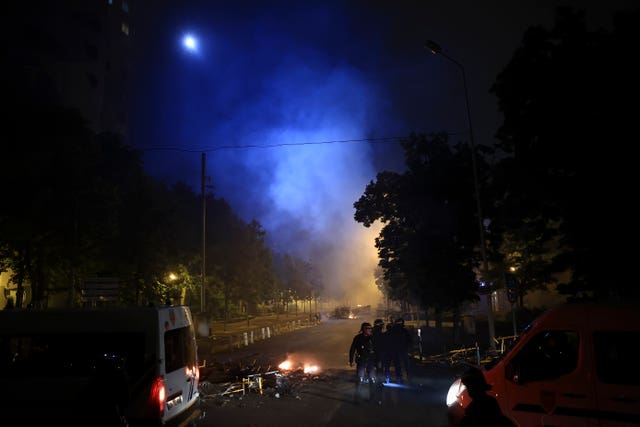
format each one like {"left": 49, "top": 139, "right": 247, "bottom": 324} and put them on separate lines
{"left": 4, "top": 0, "right": 135, "bottom": 138}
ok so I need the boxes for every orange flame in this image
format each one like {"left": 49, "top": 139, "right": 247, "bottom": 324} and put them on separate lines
{"left": 278, "top": 358, "right": 321, "bottom": 373}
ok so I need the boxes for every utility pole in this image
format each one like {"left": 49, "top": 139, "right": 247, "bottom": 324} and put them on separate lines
{"left": 201, "top": 152, "right": 206, "bottom": 314}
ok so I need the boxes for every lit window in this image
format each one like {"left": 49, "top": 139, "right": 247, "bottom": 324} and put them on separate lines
{"left": 121, "top": 21, "right": 129, "bottom": 36}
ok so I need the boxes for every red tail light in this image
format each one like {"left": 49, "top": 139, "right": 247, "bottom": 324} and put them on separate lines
{"left": 151, "top": 376, "right": 166, "bottom": 418}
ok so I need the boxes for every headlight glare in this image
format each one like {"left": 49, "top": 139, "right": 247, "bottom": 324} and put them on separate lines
{"left": 446, "top": 378, "right": 465, "bottom": 407}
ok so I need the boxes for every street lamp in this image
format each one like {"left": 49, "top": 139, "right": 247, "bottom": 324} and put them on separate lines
{"left": 424, "top": 39, "right": 496, "bottom": 350}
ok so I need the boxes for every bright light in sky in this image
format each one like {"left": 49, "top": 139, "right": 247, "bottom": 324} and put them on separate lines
{"left": 182, "top": 34, "right": 198, "bottom": 52}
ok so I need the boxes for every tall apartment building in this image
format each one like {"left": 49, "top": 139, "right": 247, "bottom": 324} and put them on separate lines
{"left": 4, "top": 0, "right": 134, "bottom": 139}
{"left": 1, "top": 0, "right": 136, "bottom": 308}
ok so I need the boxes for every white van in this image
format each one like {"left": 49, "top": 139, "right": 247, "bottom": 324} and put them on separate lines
{"left": 0, "top": 305, "right": 202, "bottom": 426}
{"left": 446, "top": 302, "right": 640, "bottom": 427}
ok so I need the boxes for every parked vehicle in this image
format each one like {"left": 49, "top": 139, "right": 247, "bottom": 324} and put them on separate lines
{"left": 446, "top": 302, "right": 640, "bottom": 427}
{"left": 331, "top": 306, "right": 353, "bottom": 319}
{"left": 0, "top": 305, "right": 202, "bottom": 426}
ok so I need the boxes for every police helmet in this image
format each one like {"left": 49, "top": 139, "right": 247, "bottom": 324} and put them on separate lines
{"left": 461, "top": 367, "right": 492, "bottom": 392}
{"left": 374, "top": 318, "right": 384, "bottom": 327}
{"left": 360, "top": 322, "right": 372, "bottom": 332}
{"left": 395, "top": 317, "right": 405, "bottom": 326}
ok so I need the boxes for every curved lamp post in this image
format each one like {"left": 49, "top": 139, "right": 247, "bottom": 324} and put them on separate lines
{"left": 424, "top": 40, "right": 496, "bottom": 350}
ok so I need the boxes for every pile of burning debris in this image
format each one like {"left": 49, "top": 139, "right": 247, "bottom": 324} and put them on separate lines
{"left": 199, "top": 356, "right": 331, "bottom": 405}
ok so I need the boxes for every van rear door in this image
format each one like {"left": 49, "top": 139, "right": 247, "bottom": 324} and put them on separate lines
{"left": 158, "top": 306, "right": 200, "bottom": 424}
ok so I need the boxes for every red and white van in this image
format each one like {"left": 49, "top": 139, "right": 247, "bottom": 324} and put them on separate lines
{"left": 0, "top": 305, "right": 202, "bottom": 426}
{"left": 447, "top": 302, "right": 640, "bottom": 426}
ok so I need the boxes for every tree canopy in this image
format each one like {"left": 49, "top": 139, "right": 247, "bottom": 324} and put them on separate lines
{"left": 0, "top": 103, "right": 314, "bottom": 315}
{"left": 489, "top": 6, "right": 640, "bottom": 301}
{"left": 354, "top": 132, "right": 481, "bottom": 314}
{"left": 354, "top": 6, "right": 640, "bottom": 315}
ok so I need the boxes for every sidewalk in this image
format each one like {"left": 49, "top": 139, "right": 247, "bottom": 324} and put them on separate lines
{"left": 196, "top": 313, "right": 319, "bottom": 358}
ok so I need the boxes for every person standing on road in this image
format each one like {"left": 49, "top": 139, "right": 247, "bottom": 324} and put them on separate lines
{"left": 349, "top": 322, "right": 376, "bottom": 403}
{"left": 371, "top": 319, "right": 388, "bottom": 384}
{"left": 387, "top": 317, "right": 413, "bottom": 384}
{"left": 458, "top": 367, "right": 516, "bottom": 427}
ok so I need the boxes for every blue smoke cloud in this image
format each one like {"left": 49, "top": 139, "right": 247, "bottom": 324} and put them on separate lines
{"left": 132, "top": 0, "right": 631, "bottom": 304}
{"left": 131, "top": 1, "right": 413, "bottom": 305}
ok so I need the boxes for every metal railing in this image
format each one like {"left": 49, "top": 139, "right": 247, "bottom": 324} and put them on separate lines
{"left": 422, "top": 334, "right": 519, "bottom": 367}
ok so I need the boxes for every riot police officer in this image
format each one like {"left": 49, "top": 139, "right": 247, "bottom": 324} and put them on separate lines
{"left": 387, "top": 317, "right": 412, "bottom": 384}
{"left": 371, "top": 318, "right": 388, "bottom": 384}
{"left": 348, "top": 322, "right": 376, "bottom": 402}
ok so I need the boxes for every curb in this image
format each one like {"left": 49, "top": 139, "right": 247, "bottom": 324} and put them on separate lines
{"left": 197, "top": 317, "right": 319, "bottom": 356}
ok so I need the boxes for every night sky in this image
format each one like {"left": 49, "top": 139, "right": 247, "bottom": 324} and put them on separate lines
{"left": 128, "top": 0, "right": 636, "bottom": 306}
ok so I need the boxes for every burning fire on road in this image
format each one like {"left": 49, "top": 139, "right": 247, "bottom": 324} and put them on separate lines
{"left": 278, "top": 357, "right": 320, "bottom": 374}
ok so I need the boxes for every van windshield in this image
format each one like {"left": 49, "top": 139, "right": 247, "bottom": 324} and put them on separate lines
{"left": 0, "top": 332, "right": 146, "bottom": 380}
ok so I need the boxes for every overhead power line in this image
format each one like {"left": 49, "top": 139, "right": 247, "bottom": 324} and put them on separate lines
{"left": 140, "top": 136, "right": 404, "bottom": 153}
{"left": 138, "top": 130, "right": 468, "bottom": 153}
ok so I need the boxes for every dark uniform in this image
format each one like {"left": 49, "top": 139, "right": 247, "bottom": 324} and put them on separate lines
{"left": 387, "top": 317, "right": 412, "bottom": 383}
{"left": 371, "top": 318, "right": 388, "bottom": 384}
{"left": 459, "top": 368, "right": 516, "bottom": 427}
{"left": 349, "top": 322, "right": 376, "bottom": 402}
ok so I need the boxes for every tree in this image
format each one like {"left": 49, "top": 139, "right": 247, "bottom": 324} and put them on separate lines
{"left": 0, "top": 102, "right": 287, "bottom": 314}
{"left": 232, "top": 220, "right": 276, "bottom": 315}
{"left": 490, "top": 6, "right": 640, "bottom": 301}
{"left": 112, "top": 175, "right": 204, "bottom": 306}
{"left": 354, "top": 132, "right": 482, "bottom": 317}
{"left": 496, "top": 227, "right": 560, "bottom": 307}
{"left": 271, "top": 253, "right": 323, "bottom": 316}
{"left": 0, "top": 104, "right": 135, "bottom": 307}
{"left": 0, "top": 103, "right": 208, "bottom": 308}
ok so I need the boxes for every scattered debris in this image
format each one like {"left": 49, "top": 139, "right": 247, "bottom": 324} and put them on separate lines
{"left": 198, "top": 358, "right": 332, "bottom": 407}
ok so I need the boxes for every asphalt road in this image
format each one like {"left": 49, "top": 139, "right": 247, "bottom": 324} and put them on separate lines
{"left": 195, "top": 318, "right": 459, "bottom": 427}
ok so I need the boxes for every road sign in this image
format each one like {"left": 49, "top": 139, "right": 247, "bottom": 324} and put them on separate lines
{"left": 81, "top": 277, "right": 119, "bottom": 306}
